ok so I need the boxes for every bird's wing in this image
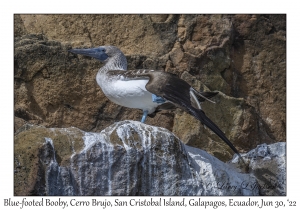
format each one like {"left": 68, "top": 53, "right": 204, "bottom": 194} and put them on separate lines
{"left": 146, "top": 70, "right": 245, "bottom": 164}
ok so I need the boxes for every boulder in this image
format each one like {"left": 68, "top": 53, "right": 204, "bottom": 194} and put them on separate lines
{"left": 14, "top": 121, "right": 261, "bottom": 196}
{"left": 230, "top": 142, "right": 286, "bottom": 195}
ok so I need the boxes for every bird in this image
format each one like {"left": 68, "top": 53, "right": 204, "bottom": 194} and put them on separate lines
{"left": 69, "top": 45, "right": 245, "bottom": 164}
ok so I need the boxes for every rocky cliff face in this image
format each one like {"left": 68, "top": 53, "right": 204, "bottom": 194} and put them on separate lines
{"left": 14, "top": 121, "right": 285, "bottom": 196}
{"left": 14, "top": 14, "right": 286, "bottom": 162}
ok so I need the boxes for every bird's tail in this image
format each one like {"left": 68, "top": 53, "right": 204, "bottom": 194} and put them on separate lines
{"left": 189, "top": 107, "right": 246, "bottom": 165}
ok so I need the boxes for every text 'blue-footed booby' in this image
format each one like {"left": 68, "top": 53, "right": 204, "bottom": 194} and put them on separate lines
{"left": 69, "top": 46, "right": 245, "bottom": 164}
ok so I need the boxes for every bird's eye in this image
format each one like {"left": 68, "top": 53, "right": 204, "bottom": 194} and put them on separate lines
{"left": 97, "top": 48, "right": 106, "bottom": 53}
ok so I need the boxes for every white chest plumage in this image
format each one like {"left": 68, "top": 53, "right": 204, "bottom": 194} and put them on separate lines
{"left": 96, "top": 71, "right": 158, "bottom": 113}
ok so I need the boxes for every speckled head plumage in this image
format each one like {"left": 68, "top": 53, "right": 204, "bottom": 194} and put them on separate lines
{"left": 102, "top": 46, "right": 122, "bottom": 58}
{"left": 102, "top": 46, "right": 127, "bottom": 70}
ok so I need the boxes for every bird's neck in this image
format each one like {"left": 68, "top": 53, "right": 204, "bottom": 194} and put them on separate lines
{"left": 100, "top": 52, "right": 127, "bottom": 72}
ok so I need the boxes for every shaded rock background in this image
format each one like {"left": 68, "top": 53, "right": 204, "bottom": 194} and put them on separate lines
{"left": 14, "top": 14, "right": 286, "bottom": 161}
{"left": 14, "top": 121, "right": 260, "bottom": 196}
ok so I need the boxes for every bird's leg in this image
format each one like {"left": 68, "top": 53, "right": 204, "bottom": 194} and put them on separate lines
{"left": 141, "top": 110, "right": 148, "bottom": 123}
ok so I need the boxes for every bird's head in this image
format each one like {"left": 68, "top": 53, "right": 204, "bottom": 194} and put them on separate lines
{"left": 69, "top": 46, "right": 122, "bottom": 63}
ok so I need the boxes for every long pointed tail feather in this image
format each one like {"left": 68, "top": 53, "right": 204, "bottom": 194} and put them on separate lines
{"left": 191, "top": 88, "right": 218, "bottom": 103}
{"left": 189, "top": 107, "right": 245, "bottom": 165}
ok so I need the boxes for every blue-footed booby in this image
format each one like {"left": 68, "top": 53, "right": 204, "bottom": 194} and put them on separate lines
{"left": 69, "top": 46, "right": 245, "bottom": 164}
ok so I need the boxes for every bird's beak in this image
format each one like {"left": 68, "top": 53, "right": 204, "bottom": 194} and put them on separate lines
{"left": 69, "top": 47, "right": 108, "bottom": 62}
{"left": 69, "top": 48, "right": 98, "bottom": 58}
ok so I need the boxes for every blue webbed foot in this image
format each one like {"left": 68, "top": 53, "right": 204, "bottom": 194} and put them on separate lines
{"left": 152, "top": 94, "right": 165, "bottom": 104}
